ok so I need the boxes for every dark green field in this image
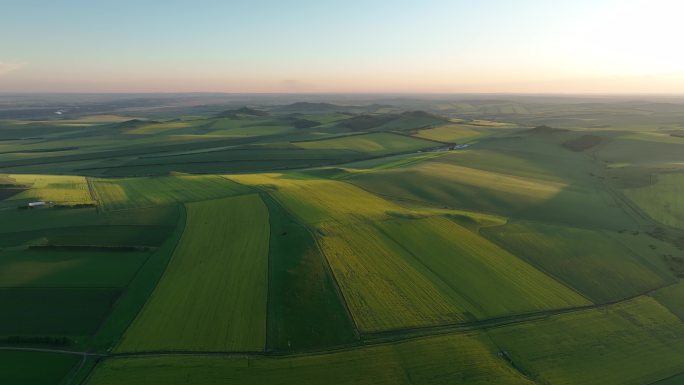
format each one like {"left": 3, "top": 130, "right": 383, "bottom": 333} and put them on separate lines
{"left": 1, "top": 95, "right": 684, "bottom": 384}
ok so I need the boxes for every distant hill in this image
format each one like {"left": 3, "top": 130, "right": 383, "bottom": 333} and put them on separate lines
{"left": 271, "top": 102, "right": 358, "bottom": 114}
{"left": 338, "top": 111, "right": 449, "bottom": 132}
{"left": 337, "top": 114, "right": 397, "bottom": 131}
{"left": 216, "top": 107, "right": 269, "bottom": 118}
{"left": 110, "top": 119, "right": 155, "bottom": 129}
{"left": 269, "top": 102, "right": 400, "bottom": 115}
{"left": 278, "top": 116, "right": 320, "bottom": 129}
{"left": 525, "top": 125, "right": 568, "bottom": 134}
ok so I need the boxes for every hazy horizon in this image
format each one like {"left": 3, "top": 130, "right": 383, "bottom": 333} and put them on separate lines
{"left": 2, "top": 0, "right": 683, "bottom": 94}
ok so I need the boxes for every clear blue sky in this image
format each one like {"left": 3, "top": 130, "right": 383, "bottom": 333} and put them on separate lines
{"left": 1, "top": 0, "right": 682, "bottom": 93}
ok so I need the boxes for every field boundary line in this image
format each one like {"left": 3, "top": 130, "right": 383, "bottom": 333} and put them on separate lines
{"left": 0, "top": 346, "right": 105, "bottom": 357}
{"left": 95, "top": 263, "right": 683, "bottom": 362}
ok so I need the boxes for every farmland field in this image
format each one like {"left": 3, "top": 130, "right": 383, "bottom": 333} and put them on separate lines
{"left": 227, "top": 173, "right": 402, "bottom": 224}
{"left": 0, "top": 287, "right": 120, "bottom": 336}
{"left": 0, "top": 249, "right": 149, "bottom": 287}
{"left": 263, "top": 194, "right": 356, "bottom": 351}
{"left": 0, "top": 351, "right": 80, "bottom": 385}
{"left": 376, "top": 217, "right": 588, "bottom": 319}
{"left": 91, "top": 174, "right": 250, "bottom": 210}
{"left": 87, "top": 332, "right": 534, "bottom": 385}
{"left": 488, "top": 297, "right": 684, "bottom": 385}
{"left": 292, "top": 132, "right": 438, "bottom": 155}
{"left": 117, "top": 194, "right": 269, "bottom": 352}
{"left": 623, "top": 173, "right": 684, "bottom": 230}
{"left": 2, "top": 96, "right": 684, "bottom": 385}
{"left": 316, "top": 220, "right": 464, "bottom": 331}
{"left": 483, "top": 221, "right": 675, "bottom": 303}
{"left": 413, "top": 124, "right": 487, "bottom": 143}
{"left": 2, "top": 174, "right": 95, "bottom": 204}
{"left": 653, "top": 281, "right": 684, "bottom": 321}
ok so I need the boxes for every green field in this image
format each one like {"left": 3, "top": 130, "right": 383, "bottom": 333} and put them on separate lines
{"left": 263, "top": 194, "right": 357, "bottom": 351}
{"left": 317, "top": 220, "right": 464, "bottom": 331}
{"left": 292, "top": 132, "right": 438, "bottom": 155}
{"left": 0, "top": 351, "right": 81, "bottom": 385}
{"left": 2, "top": 97, "right": 684, "bottom": 385}
{"left": 91, "top": 174, "right": 251, "bottom": 210}
{"left": 377, "top": 217, "right": 588, "bottom": 319}
{"left": 117, "top": 194, "right": 269, "bottom": 352}
{"left": 350, "top": 138, "right": 638, "bottom": 229}
{"left": 0, "top": 287, "right": 120, "bottom": 336}
{"left": 624, "top": 173, "right": 684, "bottom": 230}
{"left": 0, "top": 249, "right": 149, "bottom": 287}
{"left": 228, "top": 173, "right": 403, "bottom": 224}
{"left": 87, "top": 332, "right": 533, "bottom": 385}
{"left": 0, "top": 224, "right": 174, "bottom": 248}
{"left": 652, "top": 281, "right": 684, "bottom": 321}
{"left": 413, "top": 124, "right": 487, "bottom": 143}
{"left": 89, "top": 205, "right": 185, "bottom": 351}
{"left": 484, "top": 221, "right": 675, "bottom": 302}
{"left": 488, "top": 297, "right": 684, "bottom": 385}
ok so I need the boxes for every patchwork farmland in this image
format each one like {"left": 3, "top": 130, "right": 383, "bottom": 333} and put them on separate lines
{"left": 1, "top": 96, "right": 684, "bottom": 385}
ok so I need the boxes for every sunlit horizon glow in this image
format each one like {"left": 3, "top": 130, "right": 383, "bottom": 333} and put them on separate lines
{"left": 1, "top": 0, "right": 683, "bottom": 94}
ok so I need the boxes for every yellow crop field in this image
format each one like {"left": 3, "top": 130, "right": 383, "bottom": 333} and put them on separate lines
{"left": 227, "top": 173, "right": 402, "bottom": 224}
{"left": 4, "top": 174, "right": 95, "bottom": 204}
{"left": 316, "top": 221, "right": 463, "bottom": 332}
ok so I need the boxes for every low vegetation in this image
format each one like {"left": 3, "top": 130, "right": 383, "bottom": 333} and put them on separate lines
{"left": 117, "top": 194, "right": 269, "bottom": 352}
{"left": 2, "top": 97, "right": 684, "bottom": 385}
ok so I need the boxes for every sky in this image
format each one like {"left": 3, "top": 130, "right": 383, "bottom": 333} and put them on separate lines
{"left": 1, "top": 0, "right": 683, "bottom": 94}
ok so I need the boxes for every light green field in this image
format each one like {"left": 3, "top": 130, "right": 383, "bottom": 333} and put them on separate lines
{"left": 3, "top": 100, "right": 684, "bottom": 384}
{"left": 334, "top": 151, "right": 446, "bottom": 172}
{"left": 87, "top": 332, "right": 533, "bottom": 385}
{"left": 624, "top": 173, "right": 684, "bottom": 230}
{"left": 293, "top": 132, "right": 436, "bottom": 155}
{"left": 350, "top": 145, "right": 637, "bottom": 229}
{"left": 117, "top": 194, "right": 269, "bottom": 352}
{"left": 92, "top": 174, "right": 251, "bottom": 210}
{"left": 413, "top": 124, "right": 485, "bottom": 143}
{"left": 227, "top": 173, "right": 403, "bottom": 224}
{"left": 228, "top": 172, "right": 499, "bottom": 227}
{"left": 317, "top": 221, "right": 463, "bottom": 331}
{"left": 484, "top": 221, "right": 674, "bottom": 303}
{"left": 489, "top": 297, "right": 684, "bottom": 385}
{"left": 353, "top": 160, "right": 565, "bottom": 208}
{"left": 652, "top": 281, "right": 684, "bottom": 321}
{"left": 3, "top": 174, "right": 95, "bottom": 204}
{"left": 378, "top": 217, "right": 588, "bottom": 319}
{"left": 598, "top": 136, "right": 684, "bottom": 168}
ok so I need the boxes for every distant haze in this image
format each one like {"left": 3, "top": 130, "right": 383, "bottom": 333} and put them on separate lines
{"left": 1, "top": 0, "right": 683, "bottom": 94}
